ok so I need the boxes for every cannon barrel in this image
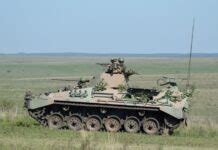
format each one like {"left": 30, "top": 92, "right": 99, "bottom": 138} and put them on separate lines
{"left": 96, "top": 63, "right": 110, "bottom": 66}
{"left": 51, "top": 76, "right": 95, "bottom": 82}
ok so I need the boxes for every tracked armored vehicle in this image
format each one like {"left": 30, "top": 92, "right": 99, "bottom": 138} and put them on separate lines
{"left": 24, "top": 58, "right": 190, "bottom": 135}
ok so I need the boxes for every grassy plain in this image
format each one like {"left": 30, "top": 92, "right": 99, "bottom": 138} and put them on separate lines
{"left": 0, "top": 55, "right": 218, "bottom": 150}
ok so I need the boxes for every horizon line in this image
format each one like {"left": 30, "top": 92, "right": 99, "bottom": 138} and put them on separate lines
{"left": 1, "top": 52, "right": 218, "bottom": 55}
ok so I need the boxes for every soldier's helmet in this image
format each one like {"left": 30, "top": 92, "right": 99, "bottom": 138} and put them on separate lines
{"left": 118, "top": 58, "right": 124, "bottom": 63}
{"left": 110, "top": 58, "right": 116, "bottom": 63}
{"left": 79, "top": 77, "right": 86, "bottom": 82}
{"left": 157, "top": 77, "right": 177, "bottom": 86}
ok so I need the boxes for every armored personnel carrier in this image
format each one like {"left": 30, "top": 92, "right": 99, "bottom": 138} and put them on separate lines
{"left": 24, "top": 58, "right": 190, "bottom": 135}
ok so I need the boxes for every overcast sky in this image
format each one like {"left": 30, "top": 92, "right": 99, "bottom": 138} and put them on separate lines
{"left": 0, "top": 0, "right": 217, "bottom": 54}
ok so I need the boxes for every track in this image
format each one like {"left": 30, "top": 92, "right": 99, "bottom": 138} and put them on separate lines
{"left": 28, "top": 103, "right": 182, "bottom": 135}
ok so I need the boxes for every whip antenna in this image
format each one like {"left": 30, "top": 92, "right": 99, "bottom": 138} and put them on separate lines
{"left": 186, "top": 18, "right": 195, "bottom": 88}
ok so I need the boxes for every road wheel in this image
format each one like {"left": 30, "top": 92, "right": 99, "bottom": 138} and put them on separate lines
{"left": 105, "top": 117, "right": 121, "bottom": 132}
{"left": 47, "top": 114, "right": 63, "bottom": 129}
{"left": 124, "top": 117, "right": 140, "bottom": 133}
{"left": 142, "top": 118, "right": 159, "bottom": 135}
{"left": 86, "top": 116, "right": 101, "bottom": 131}
{"left": 67, "top": 115, "right": 83, "bottom": 131}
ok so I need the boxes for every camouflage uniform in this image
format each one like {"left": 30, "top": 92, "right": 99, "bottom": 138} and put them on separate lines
{"left": 118, "top": 58, "right": 125, "bottom": 73}
{"left": 153, "top": 84, "right": 183, "bottom": 102}
{"left": 107, "top": 59, "right": 116, "bottom": 74}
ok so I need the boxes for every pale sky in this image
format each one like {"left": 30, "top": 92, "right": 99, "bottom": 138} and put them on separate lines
{"left": 0, "top": 0, "right": 217, "bottom": 54}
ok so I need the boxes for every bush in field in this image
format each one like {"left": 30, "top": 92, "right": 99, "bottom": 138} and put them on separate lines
{"left": 0, "top": 100, "right": 15, "bottom": 111}
{"left": 0, "top": 100, "right": 17, "bottom": 121}
{"left": 118, "top": 84, "right": 127, "bottom": 92}
{"left": 12, "top": 116, "right": 39, "bottom": 127}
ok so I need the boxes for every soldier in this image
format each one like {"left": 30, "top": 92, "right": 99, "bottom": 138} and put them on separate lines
{"left": 153, "top": 81, "right": 183, "bottom": 101}
{"left": 118, "top": 58, "right": 125, "bottom": 73}
{"left": 77, "top": 78, "right": 89, "bottom": 88}
{"left": 107, "top": 59, "right": 115, "bottom": 74}
{"left": 107, "top": 58, "right": 119, "bottom": 74}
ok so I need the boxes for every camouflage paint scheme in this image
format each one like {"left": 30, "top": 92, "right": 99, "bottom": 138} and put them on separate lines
{"left": 27, "top": 87, "right": 188, "bottom": 119}
{"left": 24, "top": 58, "right": 191, "bottom": 135}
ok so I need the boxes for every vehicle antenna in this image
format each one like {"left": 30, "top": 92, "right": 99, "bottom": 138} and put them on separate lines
{"left": 186, "top": 18, "right": 195, "bottom": 88}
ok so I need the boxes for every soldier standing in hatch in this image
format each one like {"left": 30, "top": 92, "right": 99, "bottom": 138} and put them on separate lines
{"left": 153, "top": 82, "right": 183, "bottom": 101}
{"left": 118, "top": 58, "right": 125, "bottom": 73}
{"left": 106, "top": 58, "right": 126, "bottom": 74}
{"left": 107, "top": 58, "right": 117, "bottom": 74}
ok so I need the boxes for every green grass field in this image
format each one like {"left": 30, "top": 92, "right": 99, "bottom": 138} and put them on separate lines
{"left": 0, "top": 55, "right": 218, "bottom": 150}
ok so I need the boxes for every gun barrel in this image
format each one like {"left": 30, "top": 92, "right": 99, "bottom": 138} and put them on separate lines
{"left": 51, "top": 79, "right": 80, "bottom": 81}
{"left": 96, "top": 63, "right": 110, "bottom": 66}
{"left": 51, "top": 76, "right": 94, "bottom": 82}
